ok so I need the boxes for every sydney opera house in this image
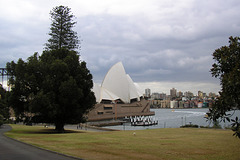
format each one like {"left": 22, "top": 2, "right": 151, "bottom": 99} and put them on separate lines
{"left": 87, "top": 62, "right": 154, "bottom": 121}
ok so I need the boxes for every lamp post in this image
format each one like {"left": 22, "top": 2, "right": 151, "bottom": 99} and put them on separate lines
{"left": 181, "top": 117, "right": 183, "bottom": 126}
{"left": 115, "top": 100, "right": 117, "bottom": 120}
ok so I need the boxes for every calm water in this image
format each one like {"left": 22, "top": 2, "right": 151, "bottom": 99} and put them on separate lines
{"left": 104, "top": 108, "right": 240, "bottom": 130}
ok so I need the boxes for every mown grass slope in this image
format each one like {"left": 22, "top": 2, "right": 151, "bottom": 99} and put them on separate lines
{"left": 5, "top": 124, "right": 240, "bottom": 160}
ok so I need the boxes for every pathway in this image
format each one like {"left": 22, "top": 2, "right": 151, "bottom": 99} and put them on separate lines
{"left": 0, "top": 125, "right": 82, "bottom": 160}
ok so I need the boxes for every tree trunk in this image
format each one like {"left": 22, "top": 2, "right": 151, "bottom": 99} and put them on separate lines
{"left": 55, "top": 122, "right": 64, "bottom": 132}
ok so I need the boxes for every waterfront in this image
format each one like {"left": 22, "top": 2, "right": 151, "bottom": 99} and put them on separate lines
{"left": 103, "top": 108, "right": 240, "bottom": 130}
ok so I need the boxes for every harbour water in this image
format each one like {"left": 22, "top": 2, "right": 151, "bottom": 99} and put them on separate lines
{"left": 103, "top": 108, "right": 240, "bottom": 130}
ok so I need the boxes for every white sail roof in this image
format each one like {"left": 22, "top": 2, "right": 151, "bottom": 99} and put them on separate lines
{"left": 92, "top": 83, "right": 119, "bottom": 102}
{"left": 126, "top": 74, "right": 140, "bottom": 101}
{"left": 93, "top": 62, "right": 143, "bottom": 103}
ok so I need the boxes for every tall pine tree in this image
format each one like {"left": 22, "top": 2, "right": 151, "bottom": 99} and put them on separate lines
{"left": 45, "top": 5, "right": 79, "bottom": 51}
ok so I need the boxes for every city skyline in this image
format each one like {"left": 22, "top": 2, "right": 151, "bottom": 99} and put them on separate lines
{"left": 145, "top": 87, "right": 218, "bottom": 97}
{"left": 141, "top": 82, "right": 220, "bottom": 96}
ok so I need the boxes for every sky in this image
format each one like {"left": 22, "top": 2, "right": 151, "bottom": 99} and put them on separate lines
{"left": 0, "top": 0, "right": 239, "bottom": 95}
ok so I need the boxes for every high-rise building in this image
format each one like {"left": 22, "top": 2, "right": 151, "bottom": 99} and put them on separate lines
{"left": 177, "top": 91, "right": 183, "bottom": 97}
{"left": 159, "top": 93, "right": 167, "bottom": 100}
{"left": 145, "top": 88, "right": 151, "bottom": 98}
{"left": 198, "top": 91, "right": 203, "bottom": 98}
{"left": 203, "top": 93, "right": 207, "bottom": 98}
{"left": 184, "top": 91, "right": 194, "bottom": 98}
{"left": 152, "top": 92, "right": 160, "bottom": 99}
{"left": 170, "top": 88, "right": 177, "bottom": 98}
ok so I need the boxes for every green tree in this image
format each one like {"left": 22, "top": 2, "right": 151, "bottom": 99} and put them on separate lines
{"left": 0, "top": 84, "right": 9, "bottom": 122}
{"left": 7, "top": 50, "right": 95, "bottom": 132}
{"left": 45, "top": 5, "right": 79, "bottom": 51}
{"left": 7, "top": 6, "right": 96, "bottom": 132}
{"left": 0, "top": 114, "right": 3, "bottom": 127}
{"left": 208, "top": 36, "right": 240, "bottom": 138}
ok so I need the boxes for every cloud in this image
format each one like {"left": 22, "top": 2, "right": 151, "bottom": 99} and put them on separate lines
{"left": 1, "top": 0, "right": 239, "bottom": 94}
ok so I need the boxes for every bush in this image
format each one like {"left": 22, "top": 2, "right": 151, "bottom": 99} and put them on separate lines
{"left": 224, "top": 126, "right": 233, "bottom": 130}
{"left": 200, "top": 125, "right": 210, "bottom": 128}
{"left": 200, "top": 122, "right": 222, "bottom": 129}
{"left": 180, "top": 124, "right": 199, "bottom": 128}
{"left": 212, "top": 121, "right": 222, "bottom": 129}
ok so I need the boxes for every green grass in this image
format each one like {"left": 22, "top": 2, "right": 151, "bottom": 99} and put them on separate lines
{"left": 5, "top": 124, "right": 240, "bottom": 160}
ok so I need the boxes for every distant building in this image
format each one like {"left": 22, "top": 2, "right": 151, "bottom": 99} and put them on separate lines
{"left": 177, "top": 91, "right": 183, "bottom": 97}
{"left": 184, "top": 101, "right": 190, "bottom": 108}
{"left": 203, "top": 93, "right": 207, "bottom": 98}
{"left": 198, "top": 91, "right": 203, "bottom": 98}
{"left": 182, "top": 96, "right": 187, "bottom": 101}
{"left": 160, "top": 100, "right": 170, "bottom": 108}
{"left": 150, "top": 99, "right": 170, "bottom": 108}
{"left": 159, "top": 93, "right": 167, "bottom": 100}
{"left": 198, "top": 102, "right": 203, "bottom": 108}
{"left": 178, "top": 101, "right": 184, "bottom": 108}
{"left": 152, "top": 92, "right": 160, "bottom": 99}
{"left": 170, "top": 100, "right": 178, "bottom": 108}
{"left": 170, "top": 88, "right": 177, "bottom": 99}
{"left": 145, "top": 88, "right": 151, "bottom": 98}
{"left": 184, "top": 91, "right": 194, "bottom": 98}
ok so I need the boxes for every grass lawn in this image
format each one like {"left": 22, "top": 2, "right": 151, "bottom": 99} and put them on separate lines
{"left": 5, "top": 124, "right": 240, "bottom": 160}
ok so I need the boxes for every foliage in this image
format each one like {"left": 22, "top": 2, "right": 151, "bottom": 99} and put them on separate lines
{"left": 231, "top": 117, "right": 240, "bottom": 138}
{"left": 45, "top": 6, "right": 79, "bottom": 51}
{"left": 199, "top": 125, "right": 210, "bottom": 128}
{"left": 6, "top": 6, "right": 95, "bottom": 132}
{"left": 212, "top": 120, "right": 222, "bottom": 129}
{"left": 199, "top": 123, "right": 222, "bottom": 129}
{"left": 0, "top": 114, "right": 3, "bottom": 126}
{"left": 208, "top": 36, "right": 240, "bottom": 138}
{"left": 0, "top": 84, "right": 9, "bottom": 120}
{"left": 7, "top": 50, "right": 96, "bottom": 132}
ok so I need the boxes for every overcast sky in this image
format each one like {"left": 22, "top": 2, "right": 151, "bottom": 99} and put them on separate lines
{"left": 0, "top": 0, "right": 239, "bottom": 95}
